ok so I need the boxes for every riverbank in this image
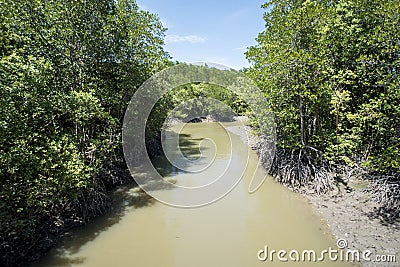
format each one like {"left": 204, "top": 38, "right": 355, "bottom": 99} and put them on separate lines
{"left": 33, "top": 121, "right": 352, "bottom": 267}
{"left": 306, "top": 187, "right": 399, "bottom": 267}
{"left": 228, "top": 116, "right": 399, "bottom": 267}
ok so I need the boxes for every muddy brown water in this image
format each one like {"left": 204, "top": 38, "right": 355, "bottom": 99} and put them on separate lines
{"left": 33, "top": 122, "right": 352, "bottom": 267}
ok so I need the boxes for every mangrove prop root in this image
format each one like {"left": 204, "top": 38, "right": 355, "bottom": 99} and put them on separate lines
{"left": 257, "top": 142, "right": 334, "bottom": 195}
{"left": 367, "top": 173, "right": 400, "bottom": 219}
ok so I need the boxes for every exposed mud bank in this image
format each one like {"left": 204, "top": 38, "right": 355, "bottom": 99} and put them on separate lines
{"left": 228, "top": 116, "right": 399, "bottom": 267}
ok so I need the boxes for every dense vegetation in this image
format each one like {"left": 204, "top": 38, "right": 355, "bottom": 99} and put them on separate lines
{"left": 0, "top": 0, "right": 169, "bottom": 265}
{"left": 1, "top": 0, "right": 399, "bottom": 265}
{"left": 246, "top": 0, "right": 399, "bottom": 215}
{"left": 161, "top": 82, "right": 249, "bottom": 121}
{"left": 145, "top": 65, "right": 253, "bottom": 149}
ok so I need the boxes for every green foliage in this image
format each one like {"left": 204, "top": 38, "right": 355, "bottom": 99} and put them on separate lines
{"left": 0, "top": 0, "right": 169, "bottom": 265}
{"left": 321, "top": 0, "right": 400, "bottom": 171}
{"left": 246, "top": 0, "right": 399, "bottom": 182}
{"left": 246, "top": 0, "right": 334, "bottom": 151}
{"left": 165, "top": 82, "right": 250, "bottom": 119}
{"left": 146, "top": 64, "right": 252, "bottom": 144}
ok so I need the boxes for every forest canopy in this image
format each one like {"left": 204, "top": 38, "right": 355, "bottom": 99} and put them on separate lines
{"left": 1, "top": 0, "right": 399, "bottom": 266}
{"left": 246, "top": 0, "right": 399, "bottom": 212}
{"left": 0, "top": 0, "right": 169, "bottom": 265}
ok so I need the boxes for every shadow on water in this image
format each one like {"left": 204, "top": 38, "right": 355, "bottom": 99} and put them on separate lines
{"left": 34, "top": 130, "right": 208, "bottom": 266}
{"left": 34, "top": 185, "right": 157, "bottom": 266}
{"left": 179, "top": 133, "right": 203, "bottom": 160}
{"left": 35, "top": 256, "right": 86, "bottom": 267}
{"left": 151, "top": 131, "right": 209, "bottom": 177}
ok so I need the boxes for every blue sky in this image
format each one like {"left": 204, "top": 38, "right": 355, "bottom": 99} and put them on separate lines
{"left": 136, "top": 0, "right": 266, "bottom": 70}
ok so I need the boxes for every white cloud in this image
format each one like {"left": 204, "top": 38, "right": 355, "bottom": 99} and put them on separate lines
{"left": 165, "top": 35, "right": 207, "bottom": 44}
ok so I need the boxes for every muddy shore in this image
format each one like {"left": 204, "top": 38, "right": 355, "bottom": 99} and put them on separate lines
{"left": 306, "top": 188, "right": 399, "bottom": 267}
{"left": 227, "top": 116, "right": 399, "bottom": 267}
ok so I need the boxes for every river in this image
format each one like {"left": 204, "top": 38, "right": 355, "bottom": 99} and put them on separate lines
{"left": 34, "top": 122, "right": 352, "bottom": 267}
